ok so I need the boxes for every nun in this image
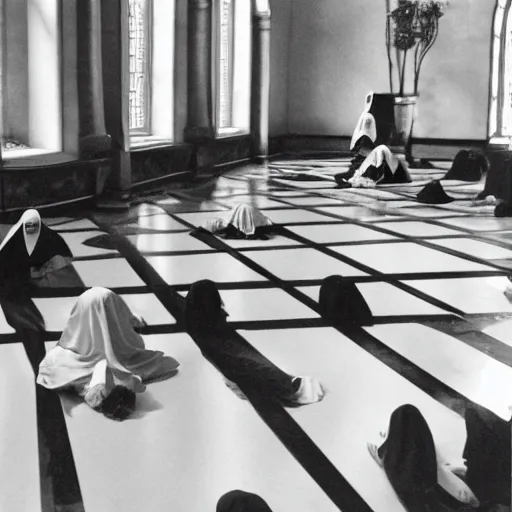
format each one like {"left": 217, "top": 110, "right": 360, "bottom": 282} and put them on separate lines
{"left": 0, "top": 209, "right": 80, "bottom": 333}
{"left": 185, "top": 280, "right": 324, "bottom": 406}
{"left": 367, "top": 405, "right": 481, "bottom": 511}
{"left": 0, "top": 209, "right": 76, "bottom": 287}
{"left": 462, "top": 403, "right": 511, "bottom": 507}
{"left": 200, "top": 204, "right": 275, "bottom": 240}
{"left": 37, "top": 287, "right": 179, "bottom": 420}
{"left": 318, "top": 275, "right": 374, "bottom": 328}
{"left": 336, "top": 145, "right": 412, "bottom": 189}
{"left": 217, "top": 490, "right": 274, "bottom": 512}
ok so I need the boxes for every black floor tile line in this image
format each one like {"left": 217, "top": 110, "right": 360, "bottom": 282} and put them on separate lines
{"left": 185, "top": 223, "right": 486, "bottom": 417}
{"left": 260, "top": 202, "right": 512, "bottom": 274}
{"left": 91, "top": 214, "right": 375, "bottom": 512}
{"left": 14, "top": 167, "right": 506, "bottom": 512}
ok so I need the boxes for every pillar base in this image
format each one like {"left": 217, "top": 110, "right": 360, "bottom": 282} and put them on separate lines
{"left": 184, "top": 125, "right": 214, "bottom": 142}
{"left": 254, "top": 155, "right": 268, "bottom": 165}
{"left": 79, "top": 134, "right": 112, "bottom": 159}
{"left": 95, "top": 194, "right": 132, "bottom": 211}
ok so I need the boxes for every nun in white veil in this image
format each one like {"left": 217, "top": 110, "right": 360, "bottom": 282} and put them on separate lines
{"left": 0, "top": 209, "right": 79, "bottom": 332}
{"left": 200, "top": 204, "right": 274, "bottom": 240}
{"left": 0, "top": 209, "right": 78, "bottom": 287}
{"left": 37, "top": 287, "right": 179, "bottom": 420}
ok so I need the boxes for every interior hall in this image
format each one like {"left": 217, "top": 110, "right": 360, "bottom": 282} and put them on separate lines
{"left": 0, "top": 1, "right": 511, "bottom": 511}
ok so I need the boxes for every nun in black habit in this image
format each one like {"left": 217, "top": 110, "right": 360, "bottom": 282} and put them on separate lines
{"left": 0, "top": 209, "right": 82, "bottom": 332}
{"left": 185, "top": 280, "right": 325, "bottom": 406}
{"left": 217, "top": 490, "right": 274, "bottom": 512}
{"left": 366, "top": 404, "right": 506, "bottom": 511}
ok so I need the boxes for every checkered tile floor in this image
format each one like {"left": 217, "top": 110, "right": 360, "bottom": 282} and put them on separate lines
{"left": 2, "top": 158, "right": 511, "bottom": 512}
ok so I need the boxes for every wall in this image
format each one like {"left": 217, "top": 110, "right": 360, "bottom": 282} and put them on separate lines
{"left": 269, "top": 0, "right": 292, "bottom": 136}
{"left": 282, "top": 0, "right": 495, "bottom": 140}
{"left": 4, "top": 0, "right": 28, "bottom": 142}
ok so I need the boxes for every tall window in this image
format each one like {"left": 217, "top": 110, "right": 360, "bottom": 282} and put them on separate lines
{"left": 1, "top": 0, "right": 62, "bottom": 158}
{"left": 127, "top": 0, "right": 175, "bottom": 145}
{"left": 219, "top": 0, "right": 234, "bottom": 129}
{"left": 213, "top": 0, "right": 251, "bottom": 137}
{"left": 488, "top": 0, "right": 512, "bottom": 140}
{"left": 128, "top": 0, "right": 151, "bottom": 135}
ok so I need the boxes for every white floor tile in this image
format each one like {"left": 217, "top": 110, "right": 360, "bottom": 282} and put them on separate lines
{"left": 365, "top": 323, "right": 512, "bottom": 421}
{"left": 245, "top": 248, "right": 366, "bottom": 280}
{"left": 60, "top": 334, "right": 337, "bottom": 512}
{"left": 174, "top": 211, "right": 230, "bottom": 228}
{"left": 403, "top": 277, "right": 512, "bottom": 314}
{"left": 34, "top": 293, "right": 175, "bottom": 331}
{"left": 347, "top": 189, "right": 407, "bottom": 200}
{"left": 399, "top": 207, "right": 465, "bottom": 218}
{"left": 218, "top": 195, "right": 291, "bottom": 209}
{"left": 126, "top": 233, "right": 213, "bottom": 253}
{"left": 316, "top": 206, "right": 398, "bottom": 222}
{"left": 483, "top": 318, "right": 512, "bottom": 349}
{"left": 0, "top": 344, "right": 40, "bottom": 511}
{"left": 430, "top": 237, "right": 512, "bottom": 260}
{"left": 73, "top": 259, "right": 145, "bottom": 288}
{"left": 220, "top": 288, "right": 318, "bottom": 321}
{"left": 243, "top": 327, "right": 466, "bottom": 512}
{"left": 53, "top": 219, "right": 99, "bottom": 231}
{"left": 439, "top": 217, "right": 512, "bottom": 232}
{"left": 133, "top": 214, "right": 189, "bottom": 231}
{"left": 287, "top": 224, "right": 397, "bottom": 244}
{"left": 60, "top": 231, "right": 118, "bottom": 258}
{"left": 280, "top": 196, "right": 346, "bottom": 207}
{"left": 264, "top": 208, "right": 340, "bottom": 224}
{"left": 221, "top": 234, "right": 301, "bottom": 249}
{"left": 374, "top": 221, "right": 459, "bottom": 237}
{"left": 332, "top": 242, "right": 491, "bottom": 274}
{"left": 147, "top": 253, "right": 266, "bottom": 286}
{"left": 0, "top": 306, "right": 15, "bottom": 334}
{"left": 298, "top": 281, "right": 446, "bottom": 317}
{"left": 274, "top": 179, "right": 335, "bottom": 189}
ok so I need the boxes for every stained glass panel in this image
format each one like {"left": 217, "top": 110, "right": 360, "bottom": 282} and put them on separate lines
{"left": 218, "top": 0, "right": 233, "bottom": 129}
{"left": 129, "top": 0, "right": 150, "bottom": 133}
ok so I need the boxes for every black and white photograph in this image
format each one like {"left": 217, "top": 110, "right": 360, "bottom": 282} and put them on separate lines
{"left": 0, "top": 0, "right": 510, "bottom": 511}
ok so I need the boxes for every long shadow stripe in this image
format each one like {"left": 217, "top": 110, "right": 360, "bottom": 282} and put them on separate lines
{"left": 92, "top": 212, "right": 374, "bottom": 511}
{"left": 184, "top": 225, "right": 483, "bottom": 419}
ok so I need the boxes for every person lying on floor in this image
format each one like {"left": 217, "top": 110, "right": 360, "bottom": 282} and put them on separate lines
{"left": 367, "top": 403, "right": 511, "bottom": 511}
{"left": 217, "top": 490, "right": 274, "bottom": 512}
{"left": 199, "top": 204, "right": 276, "bottom": 240}
{"left": 37, "top": 287, "right": 179, "bottom": 421}
{"left": 0, "top": 209, "right": 80, "bottom": 333}
{"left": 318, "top": 275, "right": 374, "bottom": 328}
{"left": 335, "top": 144, "right": 412, "bottom": 189}
{"left": 185, "top": 280, "right": 325, "bottom": 406}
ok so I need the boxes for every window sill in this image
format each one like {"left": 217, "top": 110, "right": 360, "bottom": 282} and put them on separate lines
{"left": 215, "top": 128, "right": 250, "bottom": 140}
{"left": 2, "top": 150, "right": 79, "bottom": 169}
{"left": 489, "top": 136, "right": 511, "bottom": 147}
{"left": 130, "top": 136, "right": 174, "bottom": 151}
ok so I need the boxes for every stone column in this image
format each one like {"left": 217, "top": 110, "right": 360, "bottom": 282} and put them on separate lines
{"left": 251, "top": 8, "right": 271, "bottom": 163}
{"left": 100, "top": 0, "right": 131, "bottom": 202}
{"left": 77, "top": 0, "right": 111, "bottom": 159}
{"left": 185, "top": 0, "right": 214, "bottom": 141}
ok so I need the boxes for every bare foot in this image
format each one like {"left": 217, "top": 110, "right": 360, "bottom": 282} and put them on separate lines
{"left": 367, "top": 443, "right": 384, "bottom": 468}
{"left": 444, "top": 462, "right": 467, "bottom": 478}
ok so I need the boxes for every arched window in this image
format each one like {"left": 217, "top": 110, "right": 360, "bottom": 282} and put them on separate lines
{"left": 489, "top": 0, "right": 512, "bottom": 141}
{"left": 213, "top": 0, "right": 252, "bottom": 138}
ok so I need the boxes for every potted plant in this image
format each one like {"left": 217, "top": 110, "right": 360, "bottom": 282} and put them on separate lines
{"left": 385, "top": 0, "right": 445, "bottom": 163}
